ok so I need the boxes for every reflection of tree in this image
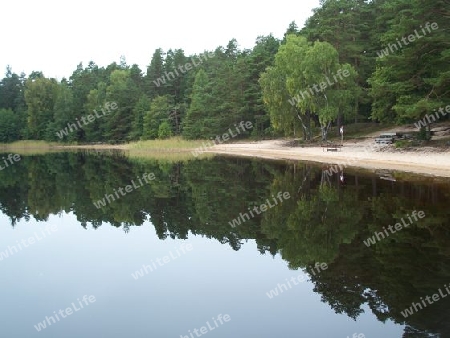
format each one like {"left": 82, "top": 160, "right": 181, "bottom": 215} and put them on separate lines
{"left": 306, "top": 190, "right": 450, "bottom": 337}
{"left": 182, "top": 158, "right": 275, "bottom": 251}
{"left": 1, "top": 153, "right": 450, "bottom": 336}
{"left": 259, "top": 165, "right": 450, "bottom": 336}
{"left": 0, "top": 158, "right": 29, "bottom": 226}
{"left": 307, "top": 263, "right": 365, "bottom": 320}
{"left": 262, "top": 165, "right": 364, "bottom": 267}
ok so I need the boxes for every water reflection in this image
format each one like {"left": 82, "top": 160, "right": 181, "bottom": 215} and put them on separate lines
{"left": 0, "top": 152, "right": 449, "bottom": 336}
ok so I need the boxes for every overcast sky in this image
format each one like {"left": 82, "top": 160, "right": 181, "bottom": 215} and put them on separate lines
{"left": 0, "top": 0, "right": 320, "bottom": 79}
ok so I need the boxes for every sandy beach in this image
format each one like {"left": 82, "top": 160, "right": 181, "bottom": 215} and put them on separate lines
{"left": 207, "top": 138, "right": 450, "bottom": 178}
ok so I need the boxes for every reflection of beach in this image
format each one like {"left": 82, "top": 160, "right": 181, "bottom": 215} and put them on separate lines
{"left": 376, "top": 169, "right": 397, "bottom": 181}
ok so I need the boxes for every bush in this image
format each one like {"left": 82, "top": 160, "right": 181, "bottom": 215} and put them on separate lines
{"left": 158, "top": 121, "right": 172, "bottom": 139}
{"left": 394, "top": 140, "right": 410, "bottom": 148}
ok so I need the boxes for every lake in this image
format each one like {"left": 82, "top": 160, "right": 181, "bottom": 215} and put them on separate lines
{"left": 1, "top": 152, "right": 449, "bottom": 338}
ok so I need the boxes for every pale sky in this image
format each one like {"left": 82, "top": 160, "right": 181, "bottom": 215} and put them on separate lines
{"left": 0, "top": 0, "right": 320, "bottom": 79}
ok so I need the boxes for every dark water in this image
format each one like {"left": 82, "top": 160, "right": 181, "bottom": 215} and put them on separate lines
{"left": 1, "top": 152, "right": 450, "bottom": 338}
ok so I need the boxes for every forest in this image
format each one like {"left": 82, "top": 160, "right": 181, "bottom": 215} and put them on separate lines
{"left": 0, "top": 0, "right": 448, "bottom": 143}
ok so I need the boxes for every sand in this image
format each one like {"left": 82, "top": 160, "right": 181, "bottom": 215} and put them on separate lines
{"left": 207, "top": 139, "right": 450, "bottom": 178}
{"left": 51, "top": 128, "right": 450, "bottom": 178}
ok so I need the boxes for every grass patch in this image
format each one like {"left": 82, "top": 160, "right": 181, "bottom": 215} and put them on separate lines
{"left": 125, "top": 137, "right": 214, "bottom": 161}
{"left": 126, "top": 137, "right": 214, "bottom": 162}
{"left": 394, "top": 140, "right": 411, "bottom": 148}
{"left": 127, "top": 150, "right": 213, "bottom": 162}
{"left": 127, "top": 137, "right": 208, "bottom": 151}
{"left": 0, "top": 140, "right": 64, "bottom": 155}
{"left": 0, "top": 138, "right": 215, "bottom": 158}
{"left": 0, "top": 140, "right": 56, "bottom": 148}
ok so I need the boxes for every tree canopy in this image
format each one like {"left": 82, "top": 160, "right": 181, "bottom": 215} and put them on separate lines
{"left": 0, "top": 0, "right": 448, "bottom": 143}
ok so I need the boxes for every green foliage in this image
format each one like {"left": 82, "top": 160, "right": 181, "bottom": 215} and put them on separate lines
{"left": 145, "top": 48, "right": 165, "bottom": 98}
{"left": 1, "top": 0, "right": 447, "bottom": 144}
{"left": 50, "top": 81, "right": 75, "bottom": 142}
{"left": 69, "top": 62, "right": 108, "bottom": 142}
{"left": 260, "top": 35, "right": 358, "bottom": 140}
{"left": 301, "top": 0, "right": 374, "bottom": 121}
{"left": 368, "top": 0, "right": 450, "bottom": 123}
{"left": 243, "top": 35, "right": 280, "bottom": 137}
{"left": 104, "top": 69, "right": 140, "bottom": 142}
{"left": 182, "top": 70, "right": 213, "bottom": 139}
{"left": 0, "top": 108, "right": 21, "bottom": 142}
{"left": 394, "top": 139, "right": 409, "bottom": 148}
{"left": 130, "top": 95, "right": 151, "bottom": 140}
{"left": 164, "top": 49, "right": 189, "bottom": 104}
{"left": 158, "top": 121, "right": 172, "bottom": 139}
{"left": 143, "top": 95, "right": 173, "bottom": 140}
{"left": 0, "top": 66, "right": 26, "bottom": 113}
{"left": 24, "top": 76, "right": 58, "bottom": 140}
{"left": 84, "top": 82, "right": 108, "bottom": 142}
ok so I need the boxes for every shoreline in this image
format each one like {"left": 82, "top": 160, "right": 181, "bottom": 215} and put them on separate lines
{"left": 206, "top": 140, "right": 450, "bottom": 178}
{"left": 1, "top": 139, "right": 449, "bottom": 178}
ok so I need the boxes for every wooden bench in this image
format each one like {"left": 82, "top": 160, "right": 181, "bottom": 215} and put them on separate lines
{"left": 321, "top": 144, "right": 343, "bottom": 152}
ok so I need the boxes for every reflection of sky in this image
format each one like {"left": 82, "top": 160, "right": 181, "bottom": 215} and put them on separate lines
{"left": 0, "top": 212, "right": 404, "bottom": 338}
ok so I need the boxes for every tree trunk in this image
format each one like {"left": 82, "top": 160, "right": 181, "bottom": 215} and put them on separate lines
{"left": 296, "top": 112, "right": 309, "bottom": 141}
{"left": 306, "top": 110, "right": 311, "bottom": 141}
{"left": 321, "top": 121, "right": 332, "bottom": 141}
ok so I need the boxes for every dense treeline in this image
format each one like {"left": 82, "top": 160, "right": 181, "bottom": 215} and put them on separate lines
{"left": 0, "top": 0, "right": 448, "bottom": 143}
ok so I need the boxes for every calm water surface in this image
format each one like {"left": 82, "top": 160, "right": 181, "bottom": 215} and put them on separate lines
{"left": 1, "top": 152, "right": 449, "bottom": 338}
